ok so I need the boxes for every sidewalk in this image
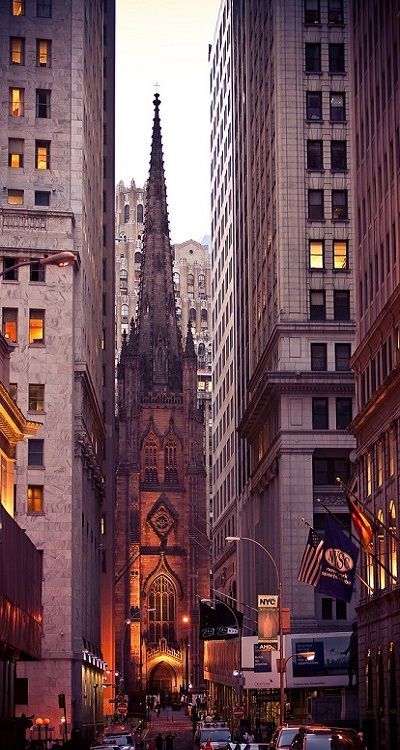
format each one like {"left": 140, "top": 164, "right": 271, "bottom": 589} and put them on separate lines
{"left": 143, "top": 707, "right": 194, "bottom": 750}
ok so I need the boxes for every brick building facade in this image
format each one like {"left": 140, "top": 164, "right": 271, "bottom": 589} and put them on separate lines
{"left": 115, "top": 95, "right": 209, "bottom": 703}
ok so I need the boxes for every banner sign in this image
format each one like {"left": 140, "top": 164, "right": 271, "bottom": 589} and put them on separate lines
{"left": 254, "top": 643, "right": 272, "bottom": 672}
{"left": 199, "top": 599, "right": 242, "bottom": 641}
{"left": 316, "top": 517, "right": 358, "bottom": 603}
{"left": 285, "top": 632, "right": 351, "bottom": 688}
{"left": 258, "top": 594, "right": 278, "bottom": 647}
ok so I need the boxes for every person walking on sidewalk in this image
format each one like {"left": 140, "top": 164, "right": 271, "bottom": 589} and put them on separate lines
{"left": 165, "top": 732, "right": 175, "bottom": 750}
{"left": 155, "top": 734, "right": 163, "bottom": 750}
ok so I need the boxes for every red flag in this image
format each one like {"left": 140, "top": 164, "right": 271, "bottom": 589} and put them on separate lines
{"left": 347, "top": 496, "right": 374, "bottom": 549}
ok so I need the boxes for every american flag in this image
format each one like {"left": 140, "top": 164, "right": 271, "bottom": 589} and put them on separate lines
{"left": 298, "top": 528, "right": 324, "bottom": 586}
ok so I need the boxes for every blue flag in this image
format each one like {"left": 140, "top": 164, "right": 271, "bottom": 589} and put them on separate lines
{"left": 316, "top": 516, "right": 358, "bottom": 603}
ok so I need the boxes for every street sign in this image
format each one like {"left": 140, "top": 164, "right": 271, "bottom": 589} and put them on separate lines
{"left": 233, "top": 705, "right": 244, "bottom": 719}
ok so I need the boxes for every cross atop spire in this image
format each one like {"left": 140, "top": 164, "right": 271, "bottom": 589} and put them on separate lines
{"left": 134, "top": 94, "right": 182, "bottom": 393}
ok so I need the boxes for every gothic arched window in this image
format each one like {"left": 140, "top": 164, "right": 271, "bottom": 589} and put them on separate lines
{"left": 377, "top": 508, "right": 386, "bottom": 590}
{"left": 198, "top": 342, "right": 206, "bottom": 358}
{"left": 389, "top": 500, "right": 397, "bottom": 580}
{"left": 198, "top": 273, "right": 205, "bottom": 291}
{"left": 144, "top": 439, "right": 158, "bottom": 483}
{"left": 201, "top": 308, "right": 208, "bottom": 324}
{"left": 165, "top": 439, "right": 178, "bottom": 483}
{"left": 189, "top": 308, "right": 196, "bottom": 323}
{"left": 120, "top": 268, "right": 128, "bottom": 291}
{"left": 121, "top": 304, "right": 129, "bottom": 322}
{"left": 173, "top": 272, "right": 180, "bottom": 288}
{"left": 148, "top": 575, "right": 176, "bottom": 644}
{"left": 137, "top": 204, "right": 144, "bottom": 223}
{"left": 134, "top": 251, "right": 142, "bottom": 264}
{"left": 124, "top": 204, "right": 130, "bottom": 223}
{"left": 187, "top": 273, "right": 194, "bottom": 292}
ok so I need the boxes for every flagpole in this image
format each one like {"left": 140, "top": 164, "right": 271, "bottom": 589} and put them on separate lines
{"left": 315, "top": 498, "right": 397, "bottom": 583}
{"left": 300, "top": 517, "right": 373, "bottom": 594}
{"left": 336, "top": 478, "right": 400, "bottom": 545}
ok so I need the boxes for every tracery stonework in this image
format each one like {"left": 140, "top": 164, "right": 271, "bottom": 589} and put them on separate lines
{"left": 115, "top": 95, "right": 209, "bottom": 704}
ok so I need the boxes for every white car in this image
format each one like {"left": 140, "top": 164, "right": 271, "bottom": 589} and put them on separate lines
{"left": 101, "top": 735, "right": 135, "bottom": 750}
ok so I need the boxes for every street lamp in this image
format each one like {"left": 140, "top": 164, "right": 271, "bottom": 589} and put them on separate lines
{"left": 0, "top": 251, "right": 76, "bottom": 279}
{"left": 226, "top": 535, "right": 285, "bottom": 726}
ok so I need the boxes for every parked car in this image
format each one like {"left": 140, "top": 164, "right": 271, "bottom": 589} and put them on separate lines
{"left": 269, "top": 726, "right": 302, "bottom": 749}
{"left": 194, "top": 725, "right": 232, "bottom": 750}
{"left": 289, "top": 727, "right": 363, "bottom": 750}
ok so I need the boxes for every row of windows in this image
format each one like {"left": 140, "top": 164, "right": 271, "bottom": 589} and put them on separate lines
{"left": 312, "top": 396, "right": 352, "bottom": 430}
{"left": 309, "top": 239, "right": 348, "bottom": 270}
{"left": 359, "top": 223, "right": 398, "bottom": 316}
{"left": 8, "top": 88, "right": 51, "bottom": 118}
{"left": 308, "top": 189, "right": 349, "bottom": 221}
{"left": 305, "top": 42, "right": 345, "bottom": 74}
{"left": 307, "top": 139, "right": 347, "bottom": 171}
{"left": 311, "top": 342, "right": 351, "bottom": 371}
{"left": 5, "top": 190, "right": 50, "bottom": 206}
{"left": 363, "top": 428, "right": 396, "bottom": 499}
{"left": 8, "top": 37, "right": 51, "bottom": 66}
{"left": 124, "top": 203, "right": 143, "bottom": 224}
{"left": 173, "top": 272, "right": 207, "bottom": 293}
{"left": 2, "top": 307, "right": 45, "bottom": 344}
{"left": 9, "top": 382, "right": 45, "bottom": 412}
{"left": 304, "top": 0, "right": 344, "bottom": 26}
{"left": 8, "top": 138, "right": 50, "bottom": 169}
{"left": 10, "top": 0, "right": 51, "bottom": 16}
{"left": 360, "top": 329, "right": 400, "bottom": 408}
{"left": 309, "top": 289, "right": 350, "bottom": 321}
{"left": 306, "top": 91, "right": 345, "bottom": 121}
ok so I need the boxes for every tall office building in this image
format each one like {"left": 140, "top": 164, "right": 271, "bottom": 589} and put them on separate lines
{"left": 115, "top": 95, "right": 209, "bottom": 702}
{"left": 0, "top": 0, "right": 115, "bottom": 737}
{"left": 350, "top": 2, "right": 400, "bottom": 746}
{"left": 208, "top": 0, "right": 358, "bottom": 722}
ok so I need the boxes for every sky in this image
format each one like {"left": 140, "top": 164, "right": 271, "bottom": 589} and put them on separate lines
{"left": 115, "top": 0, "right": 220, "bottom": 245}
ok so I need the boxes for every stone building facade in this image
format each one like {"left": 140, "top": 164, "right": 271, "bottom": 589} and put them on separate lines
{"left": 0, "top": 0, "right": 115, "bottom": 737}
{"left": 349, "top": 2, "right": 400, "bottom": 747}
{"left": 115, "top": 95, "right": 209, "bottom": 703}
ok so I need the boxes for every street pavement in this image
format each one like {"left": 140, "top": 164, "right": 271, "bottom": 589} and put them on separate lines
{"left": 143, "top": 707, "right": 194, "bottom": 750}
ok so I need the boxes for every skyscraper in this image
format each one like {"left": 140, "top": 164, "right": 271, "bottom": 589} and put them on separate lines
{"left": 350, "top": 1, "right": 400, "bottom": 746}
{"left": 115, "top": 95, "right": 209, "bottom": 701}
{"left": 0, "top": 0, "right": 115, "bottom": 737}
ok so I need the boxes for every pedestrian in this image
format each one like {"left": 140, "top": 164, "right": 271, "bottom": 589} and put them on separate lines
{"left": 165, "top": 732, "right": 175, "bottom": 750}
{"left": 155, "top": 733, "right": 163, "bottom": 750}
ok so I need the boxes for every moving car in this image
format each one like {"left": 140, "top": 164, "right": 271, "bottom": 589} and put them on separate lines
{"left": 101, "top": 733, "right": 135, "bottom": 749}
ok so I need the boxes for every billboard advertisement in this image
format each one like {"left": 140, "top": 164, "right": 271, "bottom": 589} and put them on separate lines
{"left": 285, "top": 632, "right": 351, "bottom": 688}
{"left": 258, "top": 594, "right": 278, "bottom": 647}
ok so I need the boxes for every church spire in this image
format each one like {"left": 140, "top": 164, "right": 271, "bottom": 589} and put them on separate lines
{"left": 135, "top": 94, "right": 182, "bottom": 392}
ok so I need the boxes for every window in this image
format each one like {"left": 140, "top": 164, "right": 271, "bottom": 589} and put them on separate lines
{"left": 198, "top": 274, "right": 206, "bottom": 292}
{"left": 29, "top": 384, "right": 45, "bottom": 412}
{"left": 10, "top": 37, "right": 25, "bottom": 65}
{"left": 144, "top": 439, "right": 158, "bottom": 483}
{"left": 36, "top": 39, "right": 51, "bottom": 67}
{"left": 306, "top": 91, "right": 322, "bottom": 121}
{"left": 137, "top": 204, "right": 144, "bottom": 223}
{"left": 3, "top": 257, "right": 18, "bottom": 281}
{"left": 35, "top": 191, "right": 50, "bottom": 206}
{"left": 312, "top": 397, "right": 329, "bottom": 429}
{"left": 36, "top": 89, "right": 51, "bottom": 118}
{"left": 124, "top": 204, "right": 129, "bottom": 223}
{"left": 189, "top": 308, "right": 196, "bottom": 323}
{"left": 333, "top": 240, "right": 348, "bottom": 269}
{"left": 30, "top": 261, "right": 45, "bottom": 282}
{"left": 311, "top": 343, "right": 327, "bottom": 371}
{"left": 334, "top": 290, "right": 350, "bottom": 320}
{"left": 308, "top": 190, "right": 324, "bottom": 220}
{"left": 165, "top": 439, "right": 178, "bottom": 483}
{"left": 9, "top": 87, "right": 24, "bottom": 117}
{"left": 328, "top": 0, "right": 344, "bottom": 24}
{"left": 28, "top": 439, "right": 44, "bottom": 467}
{"left": 305, "top": 43, "right": 321, "bottom": 73}
{"left": 29, "top": 309, "right": 45, "bottom": 344}
{"left": 11, "top": 0, "right": 25, "bottom": 15}
{"left": 309, "top": 240, "right": 324, "bottom": 269}
{"left": 332, "top": 190, "right": 348, "bottom": 220}
{"left": 313, "top": 456, "right": 350, "bottom": 484}
{"left": 310, "top": 290, "right": 326, "bottom": 320}
{"left": 35, "top": 141, "right": 50, "bottom": 169}
{"left": 336, "top": 398, "right": 352, "bottom": 429}
{"left": 377, "top": 441, "right": 383, "bottom": 486}
{"left": 36, "top": 0, "right": 51, "bottom": 17}
{"left": 388, "top": 428, "right": 395, "bottom": 476}
{"left": 173, "top": 271, "right": 180, "bottom": 287}
{"left": 330, "top": 92, "right": 345, "bottom": 121}
{"left": 307, "top": 140, "right": 323, "bottom": 169}
{"left": 8, "top": 138, "right": 24, "bottom": 168}
{"left": 321, "top": 598, "right": 333, "bottom": 619}
{"left": 2, "top": 308, "right": 18, "bottom": 342}
{"left": 304, "top": 0, "right": 320, "bottom": 24}
{"left": 120, "top": 269, "right": 128, "bottom": 291}
{"left": 121, "top": 304, "right": 129, "bottom": 322}
{"left": 187, "top": 274, "right": 194, "bottom": 291}
{"left": 134, "top": 251, "right": 142, "bottom": 264}
{"left": 329, "top": 43, "right": 345, "bottom": 74}
{"left": 335, "top": 343, "right": 351, "bottom": 371}
{"left": 27, "top": 485, "right": 43, "bottom": 513}
{"left": 336, "top": 600, "right": 347, "bottom": 619}
{"left": 7, "top": 190, "right": 23, "bottom": 205}
{"left": 331, "top": 140, "right": 347, "bottom": 171}
{"left": 148, "top": 575, "right": 176, "bottom": 644}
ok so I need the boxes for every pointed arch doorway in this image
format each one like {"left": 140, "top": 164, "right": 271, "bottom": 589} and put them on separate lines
{"left": 149, "top": 662, "right": 176, "bottom": 703}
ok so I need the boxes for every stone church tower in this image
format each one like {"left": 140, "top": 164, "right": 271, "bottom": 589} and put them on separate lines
{"left": 116, "top": 95, "right": 209, "bottom": 705}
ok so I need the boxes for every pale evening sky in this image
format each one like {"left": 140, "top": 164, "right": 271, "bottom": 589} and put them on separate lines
{"left": 115, "top": 0, "right": 220, "bottom": 245}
